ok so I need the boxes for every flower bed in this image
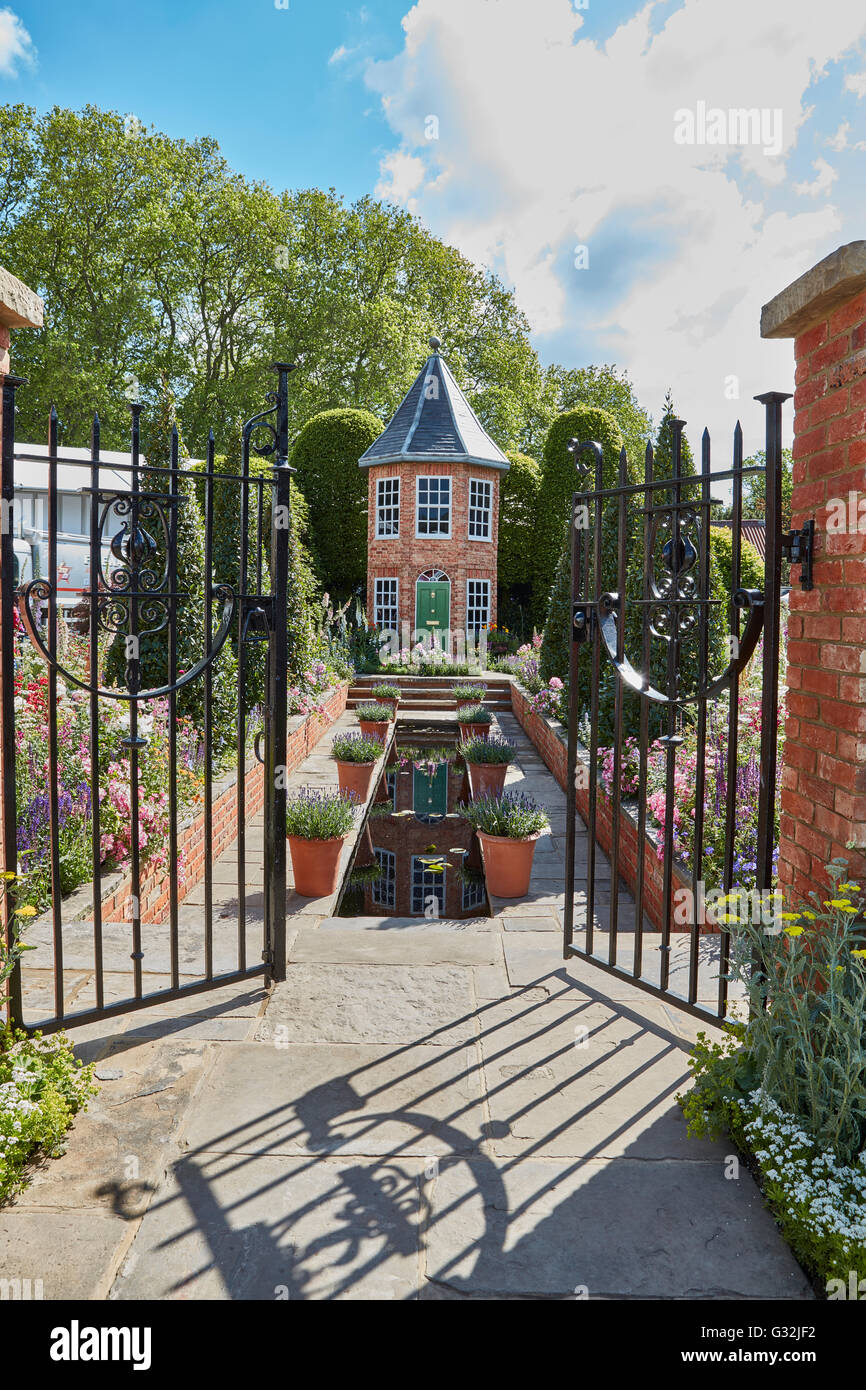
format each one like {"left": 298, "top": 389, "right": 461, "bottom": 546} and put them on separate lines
{"left": 681, "top": 877, "right": 866, "bottom": 1292}
{"left": 0, "top": 1026, "right": 96, "bottom": 1204}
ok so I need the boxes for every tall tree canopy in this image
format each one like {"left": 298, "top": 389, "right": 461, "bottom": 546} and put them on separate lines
{"left": 0, "top": 104, "right": 545, "bottom": 457}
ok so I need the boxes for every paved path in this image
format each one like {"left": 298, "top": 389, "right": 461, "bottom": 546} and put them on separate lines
{"left": 0, "top": 711, "right": 811, "bottom": 1300}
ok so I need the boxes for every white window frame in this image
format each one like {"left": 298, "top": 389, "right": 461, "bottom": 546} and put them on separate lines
{"left": 415, "top": 475, "right": 451, "bottom": 538}
{"left": 411, "top": 855, "right": 447, "bottom": 916}
{"left": 374, "top": 577, "right": 399, "bottom": 631}
{"left": 462, "top": 875, "right": 487, "bottom": 912}
{"left": 468, "top": 477, "right": 492, "bottom": 541}
{"left": 371, "top": 848, "right": 396, "bottom": 908}
{"left": 375, "top": 476, "right": 400, "bottom": 538}
{"left": 466, "top": 578, "right": 491, "bottom": 635}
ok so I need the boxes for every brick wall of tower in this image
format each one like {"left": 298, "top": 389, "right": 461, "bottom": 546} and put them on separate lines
{"left": 365, "top": 460, "right": 500, "bottom": 641}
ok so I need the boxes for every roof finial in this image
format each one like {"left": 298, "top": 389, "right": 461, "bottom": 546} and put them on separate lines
{"left": 429, "top": 335, "right": 441, "bottom": 353}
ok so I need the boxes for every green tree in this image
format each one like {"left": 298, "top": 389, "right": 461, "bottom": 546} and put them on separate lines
{"left": 743, "top": 448, "right": 793, "bottom": 532}
{"left": 523, "top": 362, "right": 652, "bottom": 463}
{"left": 0, "top": 105, "right": 546, "bottom": 457}
{"left": 290, "top": 408, "right": 383, "bottom": 599}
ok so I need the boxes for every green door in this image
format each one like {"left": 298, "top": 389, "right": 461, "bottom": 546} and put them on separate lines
{"left": 415, "top": 580, "right": 450, "bottom": 635}
{"left": 413, "top": 763, "right": 448, "bottom": 820}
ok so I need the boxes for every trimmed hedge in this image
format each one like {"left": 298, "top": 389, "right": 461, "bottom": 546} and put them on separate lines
{"left": 290, "top": 408, "right": 384, "bottom": 598}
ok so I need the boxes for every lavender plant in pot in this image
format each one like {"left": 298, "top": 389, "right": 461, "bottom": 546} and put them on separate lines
{"left": 369, "top": 682, "right": 401, "bottom": 717}
{"left": 285, "top": 787, "right": 356, "bottom": 898}
{"left": 451, "top": 682, "right": 487, "bottom": 708}
{"left": 458, "top": 734, "right": 516, "bottom": 800}
{"left": 456, "top": 702, "right": 493, "bottom": 741}
{"left": 460, "top": 791, "right": 549, "bottom": 898}
{"left": 356, "top": 700, "right": 394, "bottom": 739}
{"left": 331, "top": 731, "right": 385, "bottom": 803}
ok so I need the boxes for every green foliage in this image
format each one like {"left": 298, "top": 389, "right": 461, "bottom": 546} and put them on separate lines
{"left": 744, "top": 448, "right": 794, "bottom": 532}
{"left": 498, "top": 451, "right": 541, "bottom": 633}
{"left": 285, "top": 788, "right": 356, "bottom": 840}
{"left": 679, "top": 868, "right": 866, "bottom": 1287}
{"left": 460, "top": 791, "right": 549, "bottom": 838}
{"left": 522, "top": 363, "right": 652, "bottom": 466}
{"left": 290, "top": 408, "right": 383, "bottom": 598}
{"left": 0, "top": 106, "right": 545, "bottom": 457}
{"left": 708, "top": 526, "right": 764, "bottom": 596}
{"left": 369, "top": 683, "right": 400, "bottom": 701}
{"left": 0, "top": 1026, "right": 97, "bottom": 1203}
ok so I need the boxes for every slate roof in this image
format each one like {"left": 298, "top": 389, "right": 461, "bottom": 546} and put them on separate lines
{"left": 359, "top": 339, "right": 510, "bottom": 471}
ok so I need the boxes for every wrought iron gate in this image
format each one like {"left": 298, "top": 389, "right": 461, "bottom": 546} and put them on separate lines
{"left": 1, "top": 364, "right": 296, "bottom": 1032}
{"left": 563, "top": 392, "right": 808, "bottom": 1023}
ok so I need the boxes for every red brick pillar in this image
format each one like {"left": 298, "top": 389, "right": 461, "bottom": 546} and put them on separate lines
{"left": 0, "top": 267, "right": 43, "bottom": 1022}
{"left": 761, "top": 242, "right": 866, "bottom": 903}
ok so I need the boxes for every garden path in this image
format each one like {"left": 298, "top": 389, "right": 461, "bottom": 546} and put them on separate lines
{"left": 0, "top": 708, "right": 812, "bottom": 1300}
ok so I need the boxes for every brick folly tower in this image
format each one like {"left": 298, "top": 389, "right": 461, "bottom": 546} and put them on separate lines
{"left": 360, "top": 337, "right": 509, "bottom": 652}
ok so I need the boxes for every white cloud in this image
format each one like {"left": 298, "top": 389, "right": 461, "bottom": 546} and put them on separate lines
{"left": 365, "top": 0, "right": 866, "bottom": 452}
{"left": 845, "top": 70, "right": 866, "bottom": 97}
{"left": 826, "top": 120, "right": 866, "bottom": 152}
{"left": 0, "top": 7, "right": 34, "bottom": 76}
{"left": 794, "top": 157, "right": 839, "bottom": 197}
{"left": 329, "top": 45, "right": 350, "bottom": 65}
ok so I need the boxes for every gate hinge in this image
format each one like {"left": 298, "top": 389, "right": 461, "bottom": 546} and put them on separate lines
{"left": 781, "top": 518, "right": 815, "bottom": 591}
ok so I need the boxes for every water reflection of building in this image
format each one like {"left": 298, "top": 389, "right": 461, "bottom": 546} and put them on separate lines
{"left": 362, "top": 750, "right": 487, "bottom": 919}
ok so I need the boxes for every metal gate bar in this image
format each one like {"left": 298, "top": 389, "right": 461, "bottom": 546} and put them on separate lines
{"left": 1, "top": 365, "right": 295, "bottom": 1033}
{"left": 563, "top": 393, "right": 793, "bottom": 1024}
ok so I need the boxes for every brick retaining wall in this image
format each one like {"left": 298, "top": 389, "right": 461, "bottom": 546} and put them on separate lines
{"left": 103, "top": 682, "right": 349, "bottom": 924}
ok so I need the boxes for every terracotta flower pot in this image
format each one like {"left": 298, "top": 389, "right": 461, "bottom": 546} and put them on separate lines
{"left": 359, "top": 719, "right": 390, "bottom": 740}
{"left": 335, "top": 759, "right": 376, "bottom": 802}
{"left": 466, "top": 761, "right": 508, "bottom": 800}
{"left": 374, "top": 698, "right": 400, "bottom": 717}
{"left": 477, "top": 830, "right": 539, "bottom": 898}
{"left": 288, "top": 834, "right": 346, "bottom": 898}
{"left": 458, "top": 721, "right": 491, "bottom": 741}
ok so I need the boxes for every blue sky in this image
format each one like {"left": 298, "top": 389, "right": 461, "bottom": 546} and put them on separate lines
{"left": 2, "top": 0, "right": 866, "bottom": 452}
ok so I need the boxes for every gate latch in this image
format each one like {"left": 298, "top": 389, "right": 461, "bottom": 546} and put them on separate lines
{"left": 242, "top": 594, "right": 273, "bottom": 642}
{"left": 781, "top": 518, "right": 815, "bottom": 591}
{"left": 572, "top": 603, "right": 591, "bottom": 643}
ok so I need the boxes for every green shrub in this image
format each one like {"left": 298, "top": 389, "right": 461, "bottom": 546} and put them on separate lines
{"left": 460, "top": 791, "right": 549, "bottom": 838}
{"left": 455, "top": 703, "right": 492, "bottom": 724}
{"left": 331, "top": 732, "right": 385, "bottom": 764}
{"left": 370, "top": 683, "right": 400, "bottom": 701}
{"left": 285, "top": 787, "right": 356, "bottom": 838}
{"left": 708, "top": 525, "right": 764, "bottom": 596}
{"left": 0, "top": 1026, "right": 97, "bottom": 1203}
{"left": 290, "top": 408, "right": 384, "bottom": 598}
{"left": 458, "top": 735, "right": 516, "bottom": 765}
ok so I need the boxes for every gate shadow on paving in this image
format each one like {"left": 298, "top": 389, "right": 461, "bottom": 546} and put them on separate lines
{"left": 108, "top": 967, "right": 811, "bottom": 1301}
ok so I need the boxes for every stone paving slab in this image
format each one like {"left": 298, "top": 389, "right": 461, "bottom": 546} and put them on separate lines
{"left": 181, "top": 1042, "right": 486, "bottom": 1157}
{"left": 111, "top": 1152, "right": 426, "bottom": 1301}
{"left": 316, "top": 915, "right": 495, "bottom": 933}
{"left": 475, "top": 996, "right": 718, "bottom": 1160}
{"left": 289, "top": 927, "right": 498, "bottom": 966}
{"left": 10, "top": 1038, "right": 211, "bottom": 1218}
{"left": 422, "top": 1156, "right": 814, "bottom": 1300}
{"left": 0, "top": 1209, "right": 132, "bottom": 1301}
{"left": 262, "top": 964, "right": 476, "bottom": 1045}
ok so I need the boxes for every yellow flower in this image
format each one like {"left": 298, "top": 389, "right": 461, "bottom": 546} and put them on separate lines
{"left": 784, "top": 925, "right": 804, "bottom": 937}
{"left": 779, "top": 912, "right": 801, "bottom": 921}
{"left": 14, "top": 905, "right": 37, "bottom": 918}
{"left": 824, "top": 899, "right": 856, "bottom": 910}
{"left": 839, "top": 882, "right": 860, "bottom": 891}
{"left": 851, "top": 949, "right": 866, "bottom": 958}
{"left": 802, "top": 911, "right": 817, "bottom": 920}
